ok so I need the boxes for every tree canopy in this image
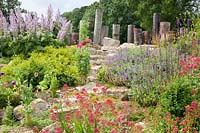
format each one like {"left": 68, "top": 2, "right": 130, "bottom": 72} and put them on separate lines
{"left": 62, "top": 0, "right": 199, "bottom": 42}
{"left": 0, "top": 0, "right": 21, "bottom": 19}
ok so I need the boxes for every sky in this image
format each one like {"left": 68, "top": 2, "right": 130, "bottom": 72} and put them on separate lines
{"left": 19, "top": 0, "right": 98, "bottom": 16}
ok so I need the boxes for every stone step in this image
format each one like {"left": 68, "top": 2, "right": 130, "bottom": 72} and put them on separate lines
{"left": 90, "top": 55, "right": 105, "bottom": 60}
{"left": 90, "top": 59, "right": 105, "bottom": 65}
{"left": 90, "top": 65, "right": 102, "bottom": 75}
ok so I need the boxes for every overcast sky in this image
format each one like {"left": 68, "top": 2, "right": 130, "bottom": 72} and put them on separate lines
{"left": 19, "top": 0, "right": 98, "bottom": 16}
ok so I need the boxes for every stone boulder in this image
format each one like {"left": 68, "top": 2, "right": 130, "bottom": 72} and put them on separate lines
{"left": 29, "top": 98, "right": 49, "bottom": 116}
{"left": 101, "top": 37, "right": 120, "bottom": 51}
{"left": 13, "top": 105, "right": 25, "bottom": 120}
{"left": 117, "top": 43, "right": 136, "bottom": 50}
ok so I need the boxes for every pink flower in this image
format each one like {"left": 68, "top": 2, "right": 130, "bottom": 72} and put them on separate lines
{"left": 93, "top": 87, "right": 98, "bottom": 93}
{"left": 63, "top": 84, "right": 68, "bottom": 89}
{"left": 50, "top": 113, "right": 57, "bottom": 120}
{"left": 191, "top": 101, "right": 198, "bottom": 109}
{"left": 101, "top": 87, "right": 107, "bottom": 94}
{"left": 65, "top": 100, "right": 70, "bottom": 106}
{"left": 191, "top": 89, "right": 197, "bottom": 95}
{"left": 175, "top": 117, "right": 180, "bottom": 121}
{"left": 55, "top": 127, "right": 62, "bottom": 133}
{"left": 75, "top": 110, "right": 81, "bottom": 117}
{"left": 110, "top": 129, "right": 118, "bottom": 133}
{"left": 65, "top": 115, "right": 71, "bottom": 122}
{"left": 94, "top": 128, "right": 100, "bottom": 133}
{"left": 89, "top": 112, "right": 95, "bottom": 124}
{"left": 128, "top": 121, "right": 135, "bottom": 127}
{"left": 173, "top": 126, "right": 178, "bottom": 132}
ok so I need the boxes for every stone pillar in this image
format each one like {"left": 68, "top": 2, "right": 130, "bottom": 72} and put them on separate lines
{"left": 69, "top": 23, "right": 73, "bottom": 33}
{"left": 143, "top": 31, "right": 149, "bottom": 44}
{"left": 79, "top": 20, "right": 83, "bottom": 41}
{"left": 138, "top": 29, "right": 143, "bottom": 45}
{"left": 67, "top": 33, "right": 72, "bottom": 45}
{"left": 101, "top": 26, "right": 109, "bottom": 45}
{"left": 127, "top": 25, "right": 134, "bottom": 43}
{"left": 160, "top": 22, "right": 170, "bottom": 40}
{"left": 112, "top": 24, "right": 120, "bottom": 40}
{"left": 134, "top": 28, "right": 139, "bottom": 45}
{"left": 152, "top": 13, "right": 160, "bottom": 38}
{"left": 71, "top": 32, "right": 79, "bottom": 45}
{"left": 93, "top": 9, "right": 103, "bottom": 45}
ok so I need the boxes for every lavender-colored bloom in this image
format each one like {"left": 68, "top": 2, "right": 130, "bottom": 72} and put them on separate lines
{"left": 15, "top": 8, "right": 25, "bottom": 33}
{"left": 147, "top": 39, "right": 151, "bottom": 45}
{"left": 187, "top": 19, "right": 191, "bottom": 27}
{"left": 34, "top": 72, "right": 39, "bottom": 78}
{"left": 9, "top": 9, "right": 18, "bottom": 37}
{"left": 55, "top": 9, "right": 61, "bottom": 26}
{"left": 47, "top": 5, "right": 53, "bottom": 25}
{"left": 198, "top": 39, "right": 200, "bottom": 45}
{"left": 2, "top": 16, "right": 8, "bottom": 36}
{"left": 11, "top": 80, "right": 16, "bottom": 86}
{"left": 57, "top": 19, "right": 70, "bottom": 41}
{"left": 177, "top": 18, "right": 181, "bottom": 26}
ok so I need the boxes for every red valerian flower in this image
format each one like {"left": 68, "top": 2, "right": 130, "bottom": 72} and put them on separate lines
{"left": 50, "top": 113, "right": 57, "bottom": 120}
{"left": 128, "top": 121, "right": 135, "bottom": 127}
{"left": 63, "top": 84, "right": 68, "bottom": 89}
{"left": 110, "top": 129, "right": 118, "bottom": 133}
{"left": 65, "top": 115, "right": 71, "bottom": 122}
{"left": 89, "top": 112, "right": 95, "bottom": 124}
{"left": 173, "top": 126, "right": 178, "bottom": 132}
{"left": 94, "top": 128, "right": 100, "bottom": 133}
{"left": 55, "top": 127, "right": 62, "bottom": 133}
{"left": 191, "top": 101, "right": 198, "bottom": 109}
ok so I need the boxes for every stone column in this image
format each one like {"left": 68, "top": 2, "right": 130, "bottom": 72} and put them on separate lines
{"left": 69, "top": 23, "right": 73, "bottom": 33}
{"left": 134, "top": 28, "right": 139, "bottom": 45}
{"left": 112, "top": 24, "right": 120, "bottom": 40}
{"left": 127, "top": 25, "right": 134, "bottom": 43}
{"left": 71, "top": 32, "right": 79, "bottom": 45}
{"left": 152, "top": 13, "right": 160, "bottom": 38}
{"left": 79, "top": 20, "right": 83, "bottom": 42}
{"left": 143, "top": 31, "right": 149, "bottom": 44}
{"left": 159, "top": 22, "right": 170, "bottom": 40}
{"left": 138, "top": 29, "right": 143, "bottom": 45}
{"left": 93, "top": 9, "right": 103, "bottom": 45}
{"left": 100, "top": 26, "right": 109, "bottom": 45}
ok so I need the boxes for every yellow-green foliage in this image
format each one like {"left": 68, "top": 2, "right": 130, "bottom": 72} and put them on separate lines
{"left": 1, "top": 46, "right": 90, "bottom": 89}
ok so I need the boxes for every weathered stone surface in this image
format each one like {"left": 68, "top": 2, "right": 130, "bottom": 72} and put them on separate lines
{"left": 107, "top": 86, "right": 129, "bottom": 100}
{"left": 94, "top": 9, "right": 103, "bottom": 45}
{"left": 13, "top": 105, "right": 25, "bottom": 120}
{"left": 41, "top": 122, "right": 60, "bottom": 133}
{"left": 7, "top": 127, "right": 34, "bottom": 133}
{"left": 76, "top": 82, "right": 97, "bottom": 93}
{"left": 112, "top": 24, "right": 120, "bottom": 40}
{"left": 160, "top": 22, "right": 171, "bottom": 40}
{"left": 127, "top": 25, "right": 135, "bottom": 43}
{"left": 152, "top": 13, "right": 160, "bottom": 38}
{"left": 87, "top": 76, "right": 97, "bottom": 82}
{"left": 29, "top": 98, "right": 49, "bottom": 116}
{"left": 101, "top": 26, "right": 109, "bottom": 45}
{"left": 101, "top": 37, "right": 120, "bottom": 51}
{"left": 117, "top": 43, "right": 136, "bottom": 50}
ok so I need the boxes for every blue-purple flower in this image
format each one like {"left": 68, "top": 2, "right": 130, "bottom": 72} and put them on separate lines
{"left": 198, "top": 39, "right": 200, "bottom": 45}
{"left": 177, "top": 18, "right": 181, "bottom": 26}
{"left": 187, "top": 19, "right": 191, "bottom": 27}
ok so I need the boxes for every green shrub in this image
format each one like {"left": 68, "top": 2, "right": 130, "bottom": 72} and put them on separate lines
{"left": 160, "top": 75, "right": 200, "bottom": 117}
{"left": 1, "top": 46, "right": 90, "bottom": 91}
{"left": 2, "top": 105, "right": 16, "bottom": 126}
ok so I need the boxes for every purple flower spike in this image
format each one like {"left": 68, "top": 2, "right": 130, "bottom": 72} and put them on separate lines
{"left": 187, "top": 19, "right": 191, "bottom": 26}
{"left": 11, "top": 80, "right": 16, "bottom": 86}
{"left": 177, "top": 18, "right": 181, "bottom": 26}
{"left": 34, "top": 72, "right": 39, "bottom": 78}
{"left": 198, "top": 39, "right": 200, "bottom": 45}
